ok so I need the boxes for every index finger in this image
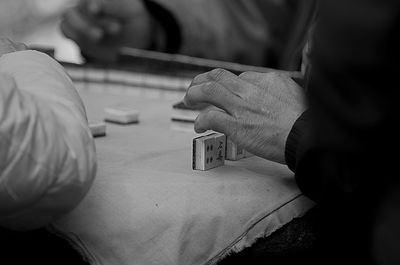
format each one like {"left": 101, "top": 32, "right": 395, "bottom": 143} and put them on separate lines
{"left": 184, "top": 81, "right": 244, "bottom": 116}
{"left": 191, "top": 68, "right": 254, "bottom": 99}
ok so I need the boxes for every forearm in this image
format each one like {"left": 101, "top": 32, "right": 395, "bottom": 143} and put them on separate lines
{"left": 0, "top": 51, "right": 96, "bottom": 231}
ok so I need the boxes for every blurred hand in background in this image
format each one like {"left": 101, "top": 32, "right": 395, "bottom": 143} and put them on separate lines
{"left": 61, "top": 0, "right": 156, "bottom": 62}
{"left": 0, "top": 0, "right": 72, "bottom": 37}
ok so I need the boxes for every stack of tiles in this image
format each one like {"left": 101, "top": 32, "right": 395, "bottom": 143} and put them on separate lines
{"left": 226, "top": 137, "right": 253, "bottom": 161}
{"left": 225, "top": 137, "right": 253, "bottom": 161}
{"left": 226, "top": 138, "right": 245, "bottom": 161}
{"left": 193, "top": 133, "right": 226, "bottom": 171}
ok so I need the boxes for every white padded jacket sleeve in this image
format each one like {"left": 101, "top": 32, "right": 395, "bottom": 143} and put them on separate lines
{"left": 0, "top": 51, "right": 96, "bottom": 231}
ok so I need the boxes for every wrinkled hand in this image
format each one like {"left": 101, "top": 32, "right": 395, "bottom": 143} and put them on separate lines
{"left": 0, "top": 38, "right": 27, "bottom": 58}
{"left": 61, "top": 0, "right": 154, "bottom": 61}
{"left": 184, "top": 69, "right": 307, "bottom": 164}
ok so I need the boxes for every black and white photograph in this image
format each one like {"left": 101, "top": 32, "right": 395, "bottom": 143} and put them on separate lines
{"left": 0, "top": 0, "right": 399, "bottom": 264}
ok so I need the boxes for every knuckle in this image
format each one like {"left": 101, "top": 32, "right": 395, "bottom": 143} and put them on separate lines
{"left": 231, "top": 104, "right": 246, "bottom": 118}
{"left": 265, "top": 71, "right": 282, "bottom": 80}
{"left": 200, "top": 81, "right": 219, "bottom": 97}
{"left": 239, "top": 71, "right": 257, "bottom": 79}
{"left": 207, "top": 68, "right": 228, "bottom": 81}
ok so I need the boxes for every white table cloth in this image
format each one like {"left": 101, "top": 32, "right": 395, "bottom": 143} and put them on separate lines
{"left": 54, "top": 84, "right": 314, "bottom": 265}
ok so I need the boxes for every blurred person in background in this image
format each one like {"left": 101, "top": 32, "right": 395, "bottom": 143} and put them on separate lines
{"left": 61, "top": 0, "right": 317, "bottom": 70}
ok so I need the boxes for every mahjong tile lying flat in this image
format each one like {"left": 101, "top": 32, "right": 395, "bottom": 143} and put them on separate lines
{"left": 104, "top": 106, "right": 139, "bottom": 124}
{"left": 89, "top": 121, "right": 106, "bottom": 137}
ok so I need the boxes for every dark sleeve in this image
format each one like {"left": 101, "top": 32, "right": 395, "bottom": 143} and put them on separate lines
{"left": 285, "top": 0, "right": 400, "bottom": 203}
{"left": 143, "top": 0, "right": 182, "bottom": 53}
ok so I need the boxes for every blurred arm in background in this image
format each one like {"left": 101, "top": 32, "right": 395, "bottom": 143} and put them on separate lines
{"left": 61, "top": 0, "right": 316, "bottom": 69}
